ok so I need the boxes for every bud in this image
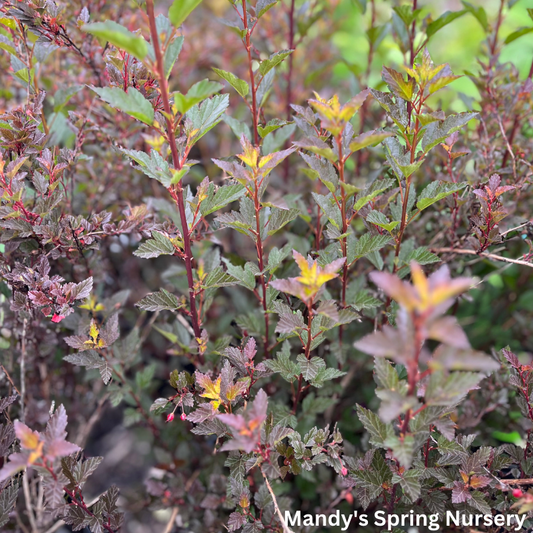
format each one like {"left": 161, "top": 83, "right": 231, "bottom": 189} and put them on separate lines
{"left": 180, "top": 412, "right": 187, "bottom": 421}
{"left": 345, "top": 492, "right": 354, "bottom": 505}
{"left": 341, "top": 466, "right": 348, "bottom": 476}
{"left": 166, "top": 413, "right": 175, "bottom": 423}
{"left": 513, "top": 489, "right": 523, "bottom": 498}
{"left": 52, "top": 314, "right": 65, "bottom": 323}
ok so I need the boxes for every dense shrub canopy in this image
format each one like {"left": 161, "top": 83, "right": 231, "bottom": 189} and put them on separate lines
{"left": 1, "top": 0, "right": 533, "bottom": 531}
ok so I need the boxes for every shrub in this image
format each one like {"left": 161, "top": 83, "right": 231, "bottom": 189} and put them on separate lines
{"left": 1, "top": 0, "right": 533, "bottom": 531}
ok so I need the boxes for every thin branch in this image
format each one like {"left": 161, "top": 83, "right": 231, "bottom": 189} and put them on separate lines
{"left": 163, "top": 507, "right": 179, "bottom": 533}
{"left": 22, "top": 471, "right": 38, "bottom": 533}
{"left": 145, "top": 0, "right": 202, "bottom": 343}
{"left": 498, "top": 478, "right": 533, "bottom": 486}
{"left": 501, "top": 221, "right": 530, "bottom": 237}
{"left": 260, "top": 467, "right": 294, "bottom": 533}
{"left": 0, "top": 364, "right": 21, "bottom": 396}
{"left": 432, "top": 247, "right": 533, "bottom": 268}
{"left": 20, "top": 318, "right": 27, "bottom": 423}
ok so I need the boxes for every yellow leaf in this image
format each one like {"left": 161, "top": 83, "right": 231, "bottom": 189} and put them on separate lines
{"left": 294, "top": 251, "right": 339, "bottom": 297}
{"left": 197, "top": 374, "right": 222, "bottom": 408}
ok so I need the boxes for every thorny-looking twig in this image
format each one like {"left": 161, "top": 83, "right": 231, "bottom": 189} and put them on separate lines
{"left": 260, "top": 466, "right": 295, "bottom": 533}
{"left": 432, "top": 247, "right": 533, "bottom": 268}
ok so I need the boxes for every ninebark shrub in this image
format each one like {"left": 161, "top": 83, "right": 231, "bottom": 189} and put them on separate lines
{"left": 1, "top": 0, "right": 533, "bottom": 531}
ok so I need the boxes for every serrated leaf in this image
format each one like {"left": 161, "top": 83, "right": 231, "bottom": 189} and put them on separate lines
{"left": 382, "top": 67, "right": 416, "bottom": 101}
{"left": 258, "top": 119, "right": 287, "bottom": 138}
{"left": 186, "top": 94, "right": 229, "bottom": 141}
{"left": 173, "top": 79, "right": 222, "bottom": 114}
{"left": 135, "top": 288, "right": 182, "bottom": 312}
{"left": 353, "top": 178, "right": 395, "bottom": 212}
{"left": 348, "top": 233, "right": 391, "bottom": 264}
{"left": 259, "top": 49, "right": 293, "bottom": 77}
{"left": 349, "top": 290, "right": 382, "bottom": 311}
{"left": 416, "top": 181, "right": 466, "bottom": 211}
{"left": 356, "top": 405, "right": 394, "bottom": 447}
{"left": 296, "top": 354, "right": 325, "bottom": 381}
{"left": 402, "top": 247, "right": 440, "bottom": 265}
{"left": 267, "top": 207, "right": 299, "bottom": 235}
{"left": 421, "top": 112, "right": 478, "bottom": 153}
{"left": 121, "top": 148, "right": 173, "bottom": 186}
{"left": 366, "top": 210, "right": 399, "bottom": 232}
{"left": 91, "top": 87, "right": 154, "bottom": 125}
{"left": 263, "top": 342, "right": 300, "bottom": 382}
{"left": 256, "top": 0, "right": 278, "bottom": 18}
{"left": 203, "top": 266, "right": 238, "bottom": 288}
{"left": 393, "top": 469, "right": 421, "bottom": 501}
{"left": 134, "top": 231, "right": 176, "bottom": 259}
{"left": 200, "top": 183, "right": 246, "bottom": 215}
{"left": 349, "top": 129, "right": 394, "bottom": 152}
{"left": 212, "top": 68, "right": 249, "bottom": 98}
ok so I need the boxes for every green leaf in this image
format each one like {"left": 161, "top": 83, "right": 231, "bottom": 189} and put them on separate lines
{"left": 258, "top": 49, "right": 293, "bottom": 77}
{"left": 263, "top": 342, "right": 301, "bottom": 382}
{"left": 461, "top": 1, "right": 488, "bottom": 31}
{"left": 349, "top": 129, "right": 394, "bottom": 152}
{"left": 421, "top": 112, "right": 478, "bottom": 153}
{"left": 222, "top": 259, "right": 257, "bottom": 291}
{"left": 136, "top": 364, "right": 156, "bottom": 390}
{"left": 393, "top": 5, "right": 422, "bottom": 27}
{"left": 393, "top": 468, "right": 421, "bottom": 501}
{"left": 164, "top": 36, "right": 184, "bottom": 78}
{"left": 505, "top": 26, "right": 533, "bottom": 44}
{"left": 385, "top": 434, "right": 415, "bottom": 468}
{"left": 258, "top": 119, "right": 288, "bottom": 138}
{"left": 402, "top": 247, "right": 440, "bottom": 266}
{"left": 348, "top": 233, "right": 391, "bottom": 264}
{"left": 212, "top": 68, "right": 249, "bottom": 98}
{"left": 426, "top": 10, "right": 467, "bottom": 39}
{"left": 348, "top": 290, "right": 382, "bottom": 311}
{"left": 492, "top": 430, "right": 524, "bottom": 445}
{"left": 82, "top": 21, "right": 148, "bottom": 60}
{"left": 173, "top": 79, "right": 223, "bottom": 114}
{"left": 186, "top": 94, "right": 229, "bottom": 141}
{"left": 256, "top": 0, "right": 278, "bottom": 18}
{"left": 223, "top": 115, "right": 251, "bottom": 140}
{"left": 135, "top": 288, "right": 182, "bottom": 312}
{"left": 382, "top": 67, "right": 416, "bottom": 101}
{"left": 134, "top": 231, "right": 176, "bottom": 259}
{"left": 296, "top": 355, "right": 326, "bottom": 381}
{"left": 356, "top": 405, "right": 394, "bottom": 447}
{"left": 64, "top": 351, "right": 112, "bottom": 384}
{"left": 366, "top": 210, "right": 399, "bottom": 233}
{"left": 294, "top": 137, "right": 337, "bottom": 162}
{"left": 311, "top": 367, "right": 346, "bottom": 388}
{"left": 169, "top": 0, "right": 202, "bottom": 28}
{"left": 416, "top": 181, "right": 466, "bottom": 211}
{"left": 312, "top": 193, "right": 342, "bottom": 228}
{"left": 267, "top": 208, "right": 300, "bottom": 235}
{"left": 425, "top": 371, "right": 482, "bottom": 406}
{"left": 203, "top": 266, "right": 238, "bottom": 288}
{"left": 200, "top": 183, "right": 246, "bottom": 216}
{"left": 91, "top": 87, "right": 154, "bottom": 125}
{"left": 120, "top": 148, "right": 173, "bottom": 187}
{"left": 353, "top": 178, "right": 395, "bottom": 212}
{"left": 302, "top": 393, "right": 336, "bottom": 415}
{"left": 374, "top": 357, "right": 400, "bottom": 391}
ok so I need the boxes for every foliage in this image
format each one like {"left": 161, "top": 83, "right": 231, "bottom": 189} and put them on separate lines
{"left": 1, "top": 0, "right": 533, "bottom": 531}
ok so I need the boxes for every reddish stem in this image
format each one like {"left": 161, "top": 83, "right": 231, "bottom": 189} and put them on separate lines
{"left": 146, "top": 0, "right": 202, "bottom": 345}
{"left": 242, "top": 0, "right": 259, "bottom": 145}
